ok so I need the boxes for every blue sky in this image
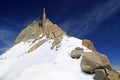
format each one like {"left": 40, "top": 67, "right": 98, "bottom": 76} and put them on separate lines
{"left": 0, "top": 0, "right": 120, "bottom": 68}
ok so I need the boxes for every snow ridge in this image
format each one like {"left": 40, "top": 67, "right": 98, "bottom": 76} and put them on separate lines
{"left": 0, "top": 35, "right": 94, "bottom": 80}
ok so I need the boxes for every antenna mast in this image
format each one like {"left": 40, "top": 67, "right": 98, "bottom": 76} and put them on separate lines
{"left": 42, "top": 8, "right": 46, "bottom": 20}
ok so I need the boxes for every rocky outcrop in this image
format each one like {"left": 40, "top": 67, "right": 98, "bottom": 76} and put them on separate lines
{"left": 70, "top": 47, "right": 83, "bottom": 59}
{"left": 14, "top": 19, "right": 66, "bottom": 52}
{"left": 94, "top": 69, "right": 106, "bottom": 80}
{"left": 97, "top": 52, "right": 111, "bottom": 68}
{"left": 14, "top": 19, "right": 65, "bottom": 45}
{"left": 81, "top": 40, "right": 120, "bottom": 80}
{"left": 14, "top": 22, "right": 43, "bottom": 44}
{"left": 82, "top": 39, "right": 96, "bottom": 51}
{"left": 52, "top": 36, "right": 63, "bottom": 48}
{"left": 28, "top": 39, "right": 47, "bottom": 53}
{"left": 94, "top": 68, "right": 120, "bottom": 80}
{"left": 43, "top": 22, "right": 64, "bottom": 38}
{"left": 81, "top": 52, "right": 112, "bottom": 73}
{"left": 105, "top": 69, "right": 120, "bottom": 80}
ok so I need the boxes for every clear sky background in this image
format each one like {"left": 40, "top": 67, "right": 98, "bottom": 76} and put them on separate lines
{"left": 0, "top": 0, "right": 120, "bottom": 69}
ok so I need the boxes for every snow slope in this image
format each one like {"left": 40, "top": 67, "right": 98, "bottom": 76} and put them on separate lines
{"left": 0, "top": 35, "right": 94, "bottom": 80}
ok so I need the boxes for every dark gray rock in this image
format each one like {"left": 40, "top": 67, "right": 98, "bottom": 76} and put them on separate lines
{"left": 94, "top": 68, "right": 120, "bottom": 80}
{"left": 94, "top": 69, "right": 106, "bottom": 80}
{"left": 70, "top": 47, "right": 83, "bottom": 59}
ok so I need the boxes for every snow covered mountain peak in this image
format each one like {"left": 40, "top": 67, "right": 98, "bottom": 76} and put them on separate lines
{"left": 0, "top": 18, "right": 95, "bottom": 79}
{"left": 0, "top": 19, "right": 120, "bottom": 80}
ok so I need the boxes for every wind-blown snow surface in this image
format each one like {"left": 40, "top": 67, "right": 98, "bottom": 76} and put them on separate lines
{"left": 0, "top": 35, "right": 94, "bottom": 80}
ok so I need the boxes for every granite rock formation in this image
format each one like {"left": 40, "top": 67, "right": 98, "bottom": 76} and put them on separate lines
{"left": 81, "top": 52, "right": 112, "bottom": 73}
{"left": 70, "top": 47, "right": 83, "bottom": 59}
{"left": 82, "top": 39, "right": 96, "bottom": 51}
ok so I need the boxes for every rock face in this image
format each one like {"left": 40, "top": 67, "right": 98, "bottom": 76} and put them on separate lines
{"left": 28, "top": 39, "right": 47, "bottom": 53}
{"left": 81, "top": 39, "right": 120, "bottom": 80}
{"left": 70, "top": 47, "right": 83, "bottom": 59}
{"left": 43, "top": 22, "right": 64, "bottom": 38}
{"left": 52, "top": 36, "right": 63, "bottom": 48}
{"left": 94, "top": 68, "right": 120, "bottom": 80}
{"left": 14, "top": 22, "right": 43, "bottom": 44}
{"left": 94, "top": 69, "right": 106, "bottom": 80}
{"left": 14, "top": 19, "right": 65, "bottom": 46}
{"left": 81, "top": 51, "right": 120, "bottom": 80}
{"left": 82, "top": 39, "right": 96, "bottom": 51}
{"left": 105, "top": 69, "right": 120, "bottom": 80}
{"left": 14, "top": 19, "right": 66, "bottom": 52}
{"left": 81, "top": 52, "right": 112, "bottom": 73}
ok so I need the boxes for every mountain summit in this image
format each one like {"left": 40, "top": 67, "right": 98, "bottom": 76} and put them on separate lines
{"left": 0, "top": 9, "right": 120, "bottom": 80}
{"left": 14, "top": 19, "right": 66, "bottom": 53}
{"left": 14, "top": 19, "right": 65, "bottom": 45}
{"left": 14, "top": 8, "right": 65, "bottom": 45}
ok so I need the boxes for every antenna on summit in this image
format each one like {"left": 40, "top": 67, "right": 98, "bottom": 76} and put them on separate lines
{"left": 42, "top": 8, "right": 46, "bottom": 20}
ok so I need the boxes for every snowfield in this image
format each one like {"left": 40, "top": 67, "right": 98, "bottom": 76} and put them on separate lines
{"left": 0, "top": 35, "right": 94, "bottom": 80}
